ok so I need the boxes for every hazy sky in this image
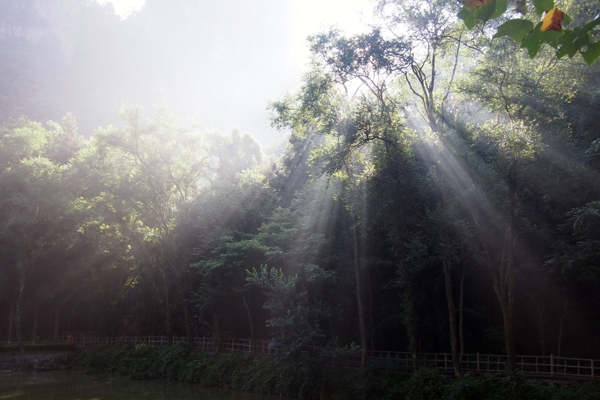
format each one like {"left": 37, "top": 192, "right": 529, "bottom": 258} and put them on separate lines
{"left": 94, "top": 0, "right": 376, "bottom": 145}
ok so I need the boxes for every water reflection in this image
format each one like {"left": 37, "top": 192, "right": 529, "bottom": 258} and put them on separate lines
{"left": 0, "top": 370, "right": 280, "bottom": 399}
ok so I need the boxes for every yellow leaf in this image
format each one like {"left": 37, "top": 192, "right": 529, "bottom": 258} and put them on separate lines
{"left": 541, "top": 8, "right": 564, "bottom": 32}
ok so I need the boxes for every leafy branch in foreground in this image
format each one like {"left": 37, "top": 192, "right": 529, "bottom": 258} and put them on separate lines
{"left": 458, "top": 0, "right": 600, "bottom": 64}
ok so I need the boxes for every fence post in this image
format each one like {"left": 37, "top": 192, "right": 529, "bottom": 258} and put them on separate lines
{"left": 550, "top": 354, "right": 554, "bottom": 378}
{"left": 444, "top": 353, "right": 447, "bottom": 371}
{"left": 592, "top": 359, "right": 595, "bottom": 380}
{"left": 477, "top": 352, "right": 480, "bottom": 373}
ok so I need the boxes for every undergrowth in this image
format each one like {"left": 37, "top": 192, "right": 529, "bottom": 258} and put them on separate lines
{"left": 73, "top": 345, "right": 600, "bottom": 399}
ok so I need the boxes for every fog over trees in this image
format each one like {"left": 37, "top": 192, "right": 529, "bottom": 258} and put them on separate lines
{"left": 1, "top": 0, "right": 600, "bottom": 375}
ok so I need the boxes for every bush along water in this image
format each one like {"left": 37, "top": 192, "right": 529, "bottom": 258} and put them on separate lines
{"left": 73, "top": 344, "right": 600, "bottom": 399}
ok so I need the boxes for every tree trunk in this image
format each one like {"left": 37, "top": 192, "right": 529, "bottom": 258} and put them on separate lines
{"left": 443, "top": 261, "right": 461, "bottom": 377}
{"left": 54, "top": 303, "right": 60, "bottom": 341}
{"left": 537, "top": 302, "right": 546, "bottom": 356}
{"left": 368, "top": 270, "right": 375, "bottom": 351}
{"left": 162, "top": 270, "right": 172, "bottom": 340}
{"left": 8, "top": 302, "right": 14, "bottom": 343}
{"left": 31, "top": 305, "right": 38, "bottom": 343}
{"left": 67, "top": 301, "right": 79, "bottom": 332}
{"left": 352, "top": 214, "right": 368, "bottom": 367}
{"left": 16, "top": 286, "right": 25, "bottom": 352}
{"left": 474, "top": 162, "right": 518, "bottom": 371}
{"left": 183, "top": 297, "right": 195, "bottom": 350}
{"left": 459, "top": 247, "right": 466, "bottom": 359}
{"left": 178, "top": 272, "right": 195, "bottom": 350}
{"left": 502, "top": 299, "right": 516, "bottom": 369}
{"left": 242, "top": 292, "right": 255, "bottom": 353}
{"left": 557, "top": 291, "right": 568, "bottom": 357}
{"left": 399, "top": 261, "right": 418, "bottom": 372}
{"left": 504, "top": 162, "right": 517, "bottom": 370}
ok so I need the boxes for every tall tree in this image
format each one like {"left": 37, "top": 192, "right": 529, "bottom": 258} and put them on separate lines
{"left": 0, "top": 118, "right": 82, "bottom": 350}
{"left": 86, "top": 106, "right": 215, "bottom": 340}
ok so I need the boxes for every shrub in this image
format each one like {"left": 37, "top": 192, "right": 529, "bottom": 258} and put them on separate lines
{"left": 73, "top": 346, "right": 600, "bottom": 399}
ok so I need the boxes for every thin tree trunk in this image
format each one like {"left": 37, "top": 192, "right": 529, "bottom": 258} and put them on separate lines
{"left": 31, "top": 305, "right": 38, "bottom": 343}
{"left": 504, "top": 162, "right": 517, "bottom": 370}
{"left": 54, "top": 303, "right": 60, "bottom": 341}
{"left": 162, "top": 270, "right": 172, "bottom": 340}
{"left": 242, "top": 292, "right": 255, "bottom": 353}
{"left": 459, "top": 247, "right": 466, "bottom": 359}
{"left": 472, "top": 162, "right": 518, "bottom": 371}
{"left": 352, "top": 214, "right": 368, "bottom": 367}
{"left": 183, "top": 297, "right": 194, "bottom": 350}
{"left": 67, "top": 301, "right": 79, "bottom": 332}
{"left": 213, "top": 315, "right": 222, "bottom": 354}
{"left": 439, "top": 178, "right": 461, "bottom": 376}
{"left": 443, "top": 261, "right": 461, "bottom": 377}
{"left": 399, "top": 261, "right": 418, "bottom": 372}
{"left": 557, "top": 291, "right": 568, "bottom": 357}
{"left": 178, "top": 270, "right": 195, "bottom": 350}
{"left": 16, "top": 288, "right": 24, "bottom": 352}
{"left": 8, "top": 302, "right": 14, "bottom": 343}
{"left": 501, "top": 296, "right": 516, "bottom": 369}
{"left": 368, "top": 268, "right": 375, "bottom": 351}
{"left": 537, "top": 302, "right": 546, "bottom": 356}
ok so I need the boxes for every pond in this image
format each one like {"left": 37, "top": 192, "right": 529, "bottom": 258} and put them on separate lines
{"left": 0, "top": 370, "right": 287, "bottom": 400}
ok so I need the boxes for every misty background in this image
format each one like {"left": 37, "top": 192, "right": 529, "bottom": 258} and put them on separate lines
{"left": 0, "top": 0, "right": 373, "bottom": 145}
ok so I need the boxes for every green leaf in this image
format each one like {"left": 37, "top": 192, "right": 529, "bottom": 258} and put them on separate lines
{"left": 458, "top": 6, "right": 477, "bottom": 30}
{"left": 542, "top": 29, "right": 564, "bottom": 48}
{"left": 521, "top": 23, "right": 544, "bottom": 57}
{"left": 477, "top": 0, "right": 498, "bottom": 23}
{"left": 492, "top": 0, "right": 508, "bottom": 18}
{"left": 532, "top": 0, "right": 553, "bottom": 14}
{"left": 494, "top": 19, "right": 534, "bottom": 42}
{"left": 579, "top": 16, "right": 600, "bottom": 36}
{"left": 557, "top": 30, "right": 580, "bottom": 58}
{"left": 581, "top": 41, "right": 600, "bottom": 65}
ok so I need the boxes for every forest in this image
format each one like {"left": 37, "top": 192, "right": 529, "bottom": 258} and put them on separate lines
{"left": 1, "top": 0, "right": 600, "bottom": 384}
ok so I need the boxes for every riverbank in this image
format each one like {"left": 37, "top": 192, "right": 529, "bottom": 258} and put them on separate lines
{"left": 0, "top": 370, "right": 288, "bottom": 400}
{"left": 0, "top": 343, "right": 78, "bottom": 372}
{"left": 73, "top": 344, "right": 600, "bottom": 399}
{"left": 0, "top": 343, "right": 77, "bottom": 353}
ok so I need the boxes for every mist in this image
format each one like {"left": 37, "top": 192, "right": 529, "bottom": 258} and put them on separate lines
{"left": 0, "top": 0, "right": 373, "bottom": 145}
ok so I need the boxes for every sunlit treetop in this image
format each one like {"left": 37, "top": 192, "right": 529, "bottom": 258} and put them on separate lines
{"left": 458, "top": 0, "right": 600, "bottom": 64}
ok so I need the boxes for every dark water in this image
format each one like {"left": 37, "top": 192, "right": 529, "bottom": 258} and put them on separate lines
{"left": 0, "top": 370, "right": 285, "bottom": 399}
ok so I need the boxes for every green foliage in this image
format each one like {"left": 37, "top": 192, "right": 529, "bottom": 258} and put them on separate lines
{"left": 459, "top": 0, "right": 507, "bottom": 30}
{"left": 74, "top": 344, "right": 328, "bottom": 398}
{"left": 548, "top": 201, "right": 600, "bottom": 282}
{"left": 74, "top": 347, "right": 600, "bottom": 399}
{"left": 310, "top": 29, "right": 411, "bottom": 82}
{"left": 246, "top": 264, "right": 332, "bottom": 356}
{"left": 460, "top": 0, "right": 600, "bottom": 63}
{"left": 494, "top": 19, "right": 535, "bottom": 43}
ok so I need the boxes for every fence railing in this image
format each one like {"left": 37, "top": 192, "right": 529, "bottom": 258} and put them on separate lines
{"left": 366, "top": 350, "right": 599, "bottom": 380}
{"left": 60, "top": 335, "right": 275, "bottom": 354}
{"left": 60, "top": 334, "right": 599, "bottom": 380}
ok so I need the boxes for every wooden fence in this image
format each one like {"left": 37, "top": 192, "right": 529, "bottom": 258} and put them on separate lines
{"left": 60, "top": 335, "right": 275, "bottom": 354}
{"left": 60, "top": 335, "right": 599, "bottom": 381}
{"left": 366, "top": 350, "right": 599, "bottom": 380}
